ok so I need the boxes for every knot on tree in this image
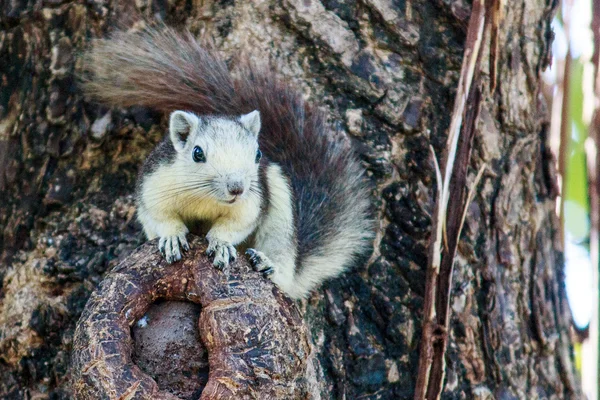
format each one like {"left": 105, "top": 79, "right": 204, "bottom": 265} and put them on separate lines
{"left": 70, "top": 236, "right": 315, "bottom": 399}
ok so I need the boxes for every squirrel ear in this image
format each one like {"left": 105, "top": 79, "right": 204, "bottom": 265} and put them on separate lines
{"left": 169, "top": 111, "right": 199, "bottom": 151}
{"left": 239, "top": 110, "right": 261, "bottom": 137}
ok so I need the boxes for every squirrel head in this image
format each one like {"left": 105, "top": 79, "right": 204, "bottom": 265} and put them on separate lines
{"left": 168, "top": 110, "right": 262, "bottom": 205}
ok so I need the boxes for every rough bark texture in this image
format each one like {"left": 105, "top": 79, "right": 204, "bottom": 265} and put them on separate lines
{"left": 0, "top": 0, "right": 579, "bottom": 399}
{"left": 70, "top": 237, "right": 315, "bottom": 399}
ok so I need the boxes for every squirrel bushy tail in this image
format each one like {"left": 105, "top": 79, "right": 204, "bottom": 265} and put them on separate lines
{"left": 83, "top": 27, "right": 237, "bottom": 114}
{"left": 83, "top": 27, "right": 306, "bottom": 127}
{"left": 84, "top": 27, "right": 373, "bottom": 277}
{"left": 84, "top": 28, "right": 328, "bottom": 166}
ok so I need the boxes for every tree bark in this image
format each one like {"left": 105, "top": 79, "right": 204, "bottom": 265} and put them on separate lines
{"left": 0, "top": 0, "right": 579, "bottom": 399}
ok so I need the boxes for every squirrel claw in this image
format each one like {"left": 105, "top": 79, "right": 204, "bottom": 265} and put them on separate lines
{"left": 182, "top": 242, "right": 190, "bottom": 253}
{"left": 246, "top": 248, "right": 258, "bottom": 261}
{"left": 206, "top": 238, "right": 236, "bottom": 270}
{"left": 246, "top": 249, "right": 276, "bottom": 277}
{"left": 158, "top": 233, "right": 187, "bottom": 264}
{"left": 213, "top": 259, "right": 226, "bottom": 271}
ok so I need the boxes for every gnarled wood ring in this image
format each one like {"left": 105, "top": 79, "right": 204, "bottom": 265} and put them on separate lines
{"left": 70, "top": 236, "right": 312, "bottom": 399}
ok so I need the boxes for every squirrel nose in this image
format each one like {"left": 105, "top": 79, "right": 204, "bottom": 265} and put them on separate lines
{"left": 227, "top": 182, "right": 244, "bottom": 196}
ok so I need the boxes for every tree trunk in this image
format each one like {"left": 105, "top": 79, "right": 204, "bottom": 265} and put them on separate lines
{"left": 0, "top": 0, "right": 579, "bottom": 399}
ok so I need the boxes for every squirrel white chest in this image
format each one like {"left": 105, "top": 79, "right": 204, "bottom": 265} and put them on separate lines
{"left": 140, "top": 164, "right": 262, "bottom": 226}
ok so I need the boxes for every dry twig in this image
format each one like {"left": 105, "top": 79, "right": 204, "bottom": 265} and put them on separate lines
{"left": 414, "top": 0, "right": 501, "bottom": 398}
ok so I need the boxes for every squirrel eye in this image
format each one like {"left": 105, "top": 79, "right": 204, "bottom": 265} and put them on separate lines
{"left": 255, "top": 149, "right": 262, "bottom": 164}
{"left": 192, "top": 146, "right": 206, "bottom": 163}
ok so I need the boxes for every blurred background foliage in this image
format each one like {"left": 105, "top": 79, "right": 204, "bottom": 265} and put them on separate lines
{"left": 546, "top": 0, "right": 598, "bottom": 397}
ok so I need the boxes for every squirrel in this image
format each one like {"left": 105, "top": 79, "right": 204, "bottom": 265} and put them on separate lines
{"left": 82, "top": 27, "right": 373, "bottom": 299}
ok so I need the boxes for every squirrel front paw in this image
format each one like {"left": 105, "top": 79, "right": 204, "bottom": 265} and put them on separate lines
{"left": 246, "top": 249, "right": 276, "bottom": 277}
{"left": 158, "top": 232, "right": 190, "bottom": 263}
{"left": 206, "top": 238, "right": 237, "bottom": 270}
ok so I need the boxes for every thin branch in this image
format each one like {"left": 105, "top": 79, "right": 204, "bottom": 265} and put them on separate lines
{"left": 414, "top": 0, "right": 495, "bottom": 398}
{"left": 427, "top": 79, "right": 485, "bottom": 400}
{"left": 456, "top": 164, "right": 487, "bottom": 242}
{"left": 440, "top": 0, "right": 486, "bottom": 245}
{"left": 431, "top": 145, "right": 444, "bottom": 273}
{"left": 413, "top": 146, "right": 445, "bottom": 398}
